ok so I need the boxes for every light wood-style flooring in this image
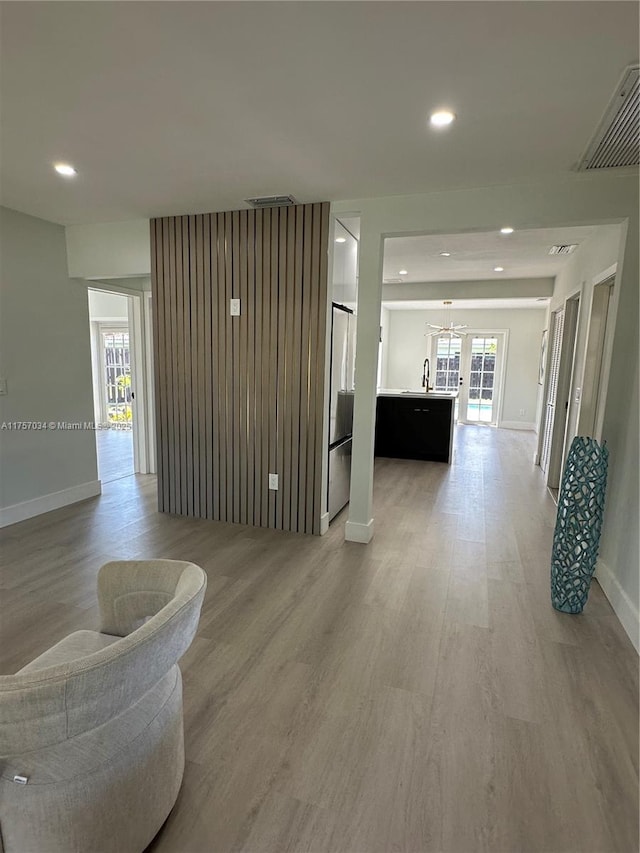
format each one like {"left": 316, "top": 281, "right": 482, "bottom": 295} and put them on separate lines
{"left": 1, "top": 426, "right": 638, "bottom": 853}
{"left": 96, "top": 426, "right": 134, "bottom": 483}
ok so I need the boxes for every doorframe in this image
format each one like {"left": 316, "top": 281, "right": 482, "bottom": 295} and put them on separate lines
{"left": 578, "top": 263, "right": 619, "bottom": 441}
{"left": 86, "top": 283, "right": 155, "bottom": 475}
{"left": 547, "top": 287, "right": 582, "bottom": 488}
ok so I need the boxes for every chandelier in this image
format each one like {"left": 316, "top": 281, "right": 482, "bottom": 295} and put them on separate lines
{"left": 425, "top": 300, "right": 468, "bottom": 337}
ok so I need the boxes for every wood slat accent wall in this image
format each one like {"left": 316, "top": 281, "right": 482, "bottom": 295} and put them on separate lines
{"left": 150, "top": 202, "right": 329, "bottom": 535}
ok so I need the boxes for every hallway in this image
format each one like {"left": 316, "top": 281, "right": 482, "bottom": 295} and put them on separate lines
{"left": 1, "top": 427, "right": 637, "bottom": 852}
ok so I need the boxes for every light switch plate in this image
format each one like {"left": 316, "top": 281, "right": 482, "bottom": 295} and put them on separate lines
{"left": 230, "top": 299, "right": 241, "bottom": 316}
{"left": 0, "top": 378, "right": 7, "bottom": 396}
{"left": 268, "top": 473, "right": 279, "bottom": 490}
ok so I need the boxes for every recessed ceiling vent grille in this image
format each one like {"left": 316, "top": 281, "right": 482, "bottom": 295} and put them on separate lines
{"left": 245, "top": 195, "right": 297, "bottom": 209}
{"left": 549, "top": 244, "right": 577, "bottom": 255}
{"left": 576, "top": 65, "right": 639, "bottom": 171}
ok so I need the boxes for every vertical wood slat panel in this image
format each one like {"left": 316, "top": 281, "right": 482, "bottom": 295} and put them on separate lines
{"left": 210, "top": 214, "right": 221, "bottom": 522}
{"left": 203, "top": 215, "right": 213, "bottom": 520}
{"left": 261, "top": 209, "right": 272, "bottom": 528}
{"left": 290, "top": 205, "right": 304, "bottom": 532}
{"left": 195, "top": 214, "right": 206, "bottom": 518}
{"left": 189, "top": 215, "right": 199, "bottom": 518}
{"left": 150, "top": 220, "right": 164, "bottom": 511}
{"left": 313, "top": 203, "right": 330, "bottom": 533}
{"left": 298, "top": 205, "right": 312, "bottom": 532}
{"left": 276, "top": 208, "right": 287, "bottom": 530}
{"left": 306, "top": 204, "right": 321, "bottom": 530}
{"left": 268, "top": 210, "right": 279, "bottom": 530}
{"left": 217, "top": 213, "right": 228, "bottom": 522}
{"left": 282, "top": 207, "right": 295, "bottom": 532}
{"left": 150, "top": 202, "right": 329, "bottom": 534}
{"left": 167, "top": 218, "right": 179, "bottom": 514}
{"left": 224, "top": 212, "right": 234, "bottom": 523}
{"left": 238, "top": 210, "right": 248, "bottom": 526}
{"left": 245, "top": 210, "right": 255, "bottom": 528}
{"left": 231, "top": 210, "right": 241, "bottom": 523}
{"left": 182, "top": 216, "right": 193, "bottom": 518}
{"left": 253, "top": 210, "right": 263, "bottom": 527}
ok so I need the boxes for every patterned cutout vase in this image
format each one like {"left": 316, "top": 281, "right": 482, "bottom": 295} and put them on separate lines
{"left": 550, "top": 435, "right": 609, "bottom": 614}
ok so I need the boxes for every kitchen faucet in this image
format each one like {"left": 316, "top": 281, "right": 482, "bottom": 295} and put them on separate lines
{"left": 421, "top": 358, "right": 432, "bottom": 392}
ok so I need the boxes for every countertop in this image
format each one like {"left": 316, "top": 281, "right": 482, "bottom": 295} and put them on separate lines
{"left": 377, "top": 389, "right": 459, "bottom": 401}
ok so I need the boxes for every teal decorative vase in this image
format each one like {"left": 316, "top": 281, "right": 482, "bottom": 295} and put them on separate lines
{"left": 550, "top": 436, "right": 609, "bottom": 614}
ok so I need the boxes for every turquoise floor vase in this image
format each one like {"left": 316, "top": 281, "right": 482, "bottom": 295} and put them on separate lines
{"left": 550, "top": 436, "right": 609, "bottom": 614}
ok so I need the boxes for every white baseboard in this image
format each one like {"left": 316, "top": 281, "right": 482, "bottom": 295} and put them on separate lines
{"left": 595, "top": 559, "right": 639, "bottom": 654}
{"left": 319, "top": 512, "right": 329, "bottom": 536}
{"left": 0, "top": 480, "right": 102, "bottom": 528}
{"left": 499, "top": 421, "right": 537, "bottom": 432}
{"left": 345, "top": 518, "right": 375, "bottom": 544}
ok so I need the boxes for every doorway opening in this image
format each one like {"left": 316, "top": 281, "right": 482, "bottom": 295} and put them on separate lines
{"left": 88, "top": 290, "right": 134, "bottom": 483}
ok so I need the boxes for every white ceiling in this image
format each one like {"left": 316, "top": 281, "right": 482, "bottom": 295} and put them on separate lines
{"left": 383, "top": 225, "right": 597, "bottom": 282}
{"left": 1, "top": 2, "right": 638, "bottom": 225}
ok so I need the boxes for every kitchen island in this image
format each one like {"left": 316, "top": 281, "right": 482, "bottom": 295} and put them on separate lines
{"left": 375, "top": 390, "right": 457, "bottom": 463}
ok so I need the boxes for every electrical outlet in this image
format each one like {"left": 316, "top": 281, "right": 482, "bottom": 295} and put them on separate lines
{"left": 519, "top": 408, "right": 525, "bottom": 416}
{"left": 268, "top": 473, "right": 279, "bottom": 490}
{"left": 230, "top": 298, "right": 241, "bottom": 316}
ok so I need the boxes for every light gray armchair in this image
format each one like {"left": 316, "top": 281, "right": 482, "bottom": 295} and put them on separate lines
{"left": 0, "top": 559, "right": 207, "bottom": 853}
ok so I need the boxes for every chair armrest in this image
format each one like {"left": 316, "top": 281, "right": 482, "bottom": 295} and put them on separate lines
{"left": 97, "top": 559, "right": 204, "bottom": 636}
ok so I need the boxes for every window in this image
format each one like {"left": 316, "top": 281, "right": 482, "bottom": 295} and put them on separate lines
{"left": 434, "top": 335, "right": 461, "bottom": 392}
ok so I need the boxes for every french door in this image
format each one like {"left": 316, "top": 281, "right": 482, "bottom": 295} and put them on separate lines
{"left": 432, "top": 333, "right": 503, "bottom": 425}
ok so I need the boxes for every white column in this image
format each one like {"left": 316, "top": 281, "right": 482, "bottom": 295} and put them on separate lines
{"left": 345, "top": 222, "right": 383, "bottom": 543}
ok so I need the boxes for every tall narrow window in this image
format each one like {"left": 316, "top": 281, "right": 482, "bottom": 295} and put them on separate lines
{"left": 434, "top": 335, "right": 461, "bottom": 392}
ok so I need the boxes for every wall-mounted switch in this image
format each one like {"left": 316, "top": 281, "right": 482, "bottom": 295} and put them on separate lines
{"left": 230, "top": 299, "right": 241, "bottom": 316}
{"left": 574, "top": 387, "right": 581, "bottom": 403}
{"left": 268, "top": 473, "right": 279, "bottom": 491}
{"left": 0, "top": 378, "right": 7, "bottom": 396}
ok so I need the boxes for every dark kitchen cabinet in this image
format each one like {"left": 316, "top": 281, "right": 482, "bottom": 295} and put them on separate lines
{"left": 375, "top": 394, "right": 456, "bottom": 463}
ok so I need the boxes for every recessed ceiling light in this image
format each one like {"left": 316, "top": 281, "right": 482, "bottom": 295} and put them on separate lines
{"left": 335, "top": 237, "right": 346, "bottom": 243}
{"left": 429, "top": 110, "right": 456, "bottom": 128}
{"left": 398, "top": 269, "right": 408, "bottom": 275}
{"left": 54, "top": 163, "right": 77, "bottom": 177}
{"left": 439, "top": 252, "right": 451, "bottom": 257}
{"left": 500, "top": 227, "right": 514, "bottom": 235}
{"left": 494, "top": 266, "right": 505, "bottom": 272}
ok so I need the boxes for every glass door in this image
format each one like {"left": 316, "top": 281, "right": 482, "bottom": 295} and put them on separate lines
{"left": 431, "top": 333, "right": 502, "bottom": 425}
{"left": 463, "top": 336, "right": 498, "bottom": 423}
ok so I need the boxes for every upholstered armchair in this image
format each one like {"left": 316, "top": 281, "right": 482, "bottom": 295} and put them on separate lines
{"left": 0, "top": 559, "right": 207, "bottom": 853}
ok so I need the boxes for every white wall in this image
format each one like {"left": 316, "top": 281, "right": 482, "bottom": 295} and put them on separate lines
{"left": 383, "top": 307, "right": 545, "bottom": 427}
{"left": 334, "top": 172, "right": 638, "bottom": 651}
{"left": 550, "top": 223, "right": 639, "bottom": 648}
{"left": 65, "top": 219, "right": 150, "bottom": 279}
{"left": 0, "top": 207, "right": 99, "bottom": 524}
{"left": 88, "top": 289, "right": 129, "bottom": 321}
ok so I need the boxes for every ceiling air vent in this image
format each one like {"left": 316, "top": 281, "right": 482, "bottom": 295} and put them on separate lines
{"left": 245, "top": 195, "right": 297, "bottom": 208}
{"left": 576, "top": 65, "right": 639, "bottom": 171}
{"left": 549, "top": 244, "right": 577, "bottom": 256}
